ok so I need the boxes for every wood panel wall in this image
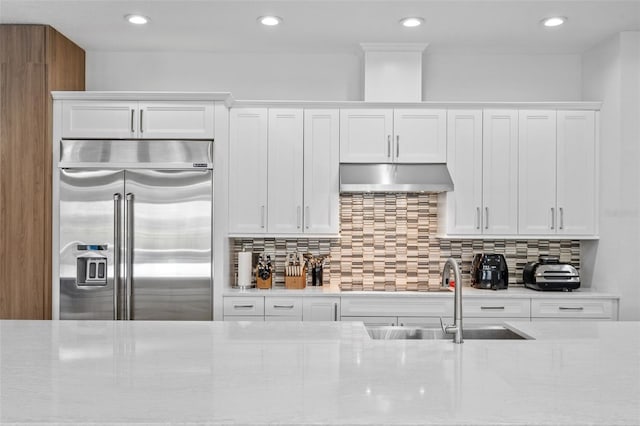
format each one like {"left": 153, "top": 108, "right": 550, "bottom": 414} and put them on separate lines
{"left": 0, "top": 25, "right": 85, "bottom": 319}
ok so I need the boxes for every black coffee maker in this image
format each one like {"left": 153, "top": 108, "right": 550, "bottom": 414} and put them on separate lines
{"left": 471, "top": 253, "right": 509, "bottom": 290}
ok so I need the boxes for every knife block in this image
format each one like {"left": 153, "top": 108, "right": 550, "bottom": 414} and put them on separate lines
{"left": 285, "top": 267, "right": 306, "bottom": 289}
{"left": 256, "top": 273, "right": 272, "bottom": 289}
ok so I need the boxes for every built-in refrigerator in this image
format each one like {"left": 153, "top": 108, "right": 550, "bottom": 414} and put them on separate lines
{"left": 57, "top": 139, "right": 213, "bottom": 320}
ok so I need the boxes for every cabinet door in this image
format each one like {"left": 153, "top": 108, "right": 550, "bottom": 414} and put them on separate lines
{"left": 303, "top": 297, "right": 341, "bottom": 321}
{"left": 304, "top": 110, "right": 340, "bottom": 234}
{"left": 445, "top": 110, "right": 483, "bottom": 235}
{"left": 393, "top": 109, "right": 447, "bottom": 163}
{"left": 556, "top": 111, "right": 596, "bottom": 235}
{"left": 339, "top": 109, "right": 393, "bottom": 162}
{"left": 483, "top": 110, "right": 519, "bottom": 234}
{"left": 267, "top": 109, "right": 304, "bottom": 233}
{"left": 228, "top": 108, "right": 268, "bottom": 233}
{"left": 139, "top": 102, "right": 214, "bottom": 139}
{"left": 518, "top": 110, "right": 557, "bottom": 235}
{"left": 62, "top": 101, "right": 137, "bottom": 139}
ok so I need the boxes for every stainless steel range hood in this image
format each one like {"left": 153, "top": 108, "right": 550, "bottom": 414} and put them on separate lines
{"left": 340, "top": 163, "right": 454, "bottom": 193}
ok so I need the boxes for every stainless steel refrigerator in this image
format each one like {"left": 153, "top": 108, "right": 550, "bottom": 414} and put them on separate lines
{"left": 58, "top": 139, "right": 213, "bottom": 320}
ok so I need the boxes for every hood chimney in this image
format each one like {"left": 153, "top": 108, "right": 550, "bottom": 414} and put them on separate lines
{"left": 361, "top": 43, "right": 428, "bottom": 102}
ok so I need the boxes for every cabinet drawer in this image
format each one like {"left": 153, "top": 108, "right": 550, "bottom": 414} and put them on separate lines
{"left": 223, "top": 296, "right": 264, "bottom": 316}
{"left": 531, "top": 299, "right": 614, "bottom": 319}
{"left": 265, "top": 297, "right": 303, "bottom": 317}
{"left": 463, "top": 298, "right": 530, "bottom": 318}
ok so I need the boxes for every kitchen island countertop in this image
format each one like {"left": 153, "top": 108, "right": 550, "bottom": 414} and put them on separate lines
{"left": 0, "top": 320, "right": 638, "bottom": 425}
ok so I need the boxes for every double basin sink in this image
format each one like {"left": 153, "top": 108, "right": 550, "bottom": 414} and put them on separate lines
{"left": 366, "top": 325, "right": 530, "bottom": 340}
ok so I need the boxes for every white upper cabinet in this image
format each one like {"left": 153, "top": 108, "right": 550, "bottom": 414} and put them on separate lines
{"left": 444, "top": 109, "right": 518, "bottom": 236}
{"left": 518, "top": 110, "right": 558, "bottom": 235}
{"left": 138, "top": 102, "right": 214, "bottom": 139}
{"left": 393, "top": 109, "right": 447, "bottom": 163}
{"left": 61, "top": 100, "right": 214, "bottom": 139}
{"left": 340, "top": 108, "right": 446, "bottom": 163}
{"left": 483, "top": 110, "right": 519, "bottom": 234}
{"left": 519, "top": 110, "right": 597, "bottom": 236}
{"left": 267, "top": 109, "right": 304, "bottom": 234}
{"left": 556, "top": 110, "right": 596, "bottom": 235}
{"left": 340, "top": 109, "right": 393, "bottom": 162}
{"left": 62, "top": 101, "right": 136, "bottom": 139}
{"left": 228, "top": 108, "right": 268, "bottom": 234}
{"left": 445, "top": 110, "right": 483, "bottom": 235}
{"left": 304, "top": 110, "right": 340, "bottom": 234}
{"left": 229, "top": 108, "right": 339, "bottom": 235}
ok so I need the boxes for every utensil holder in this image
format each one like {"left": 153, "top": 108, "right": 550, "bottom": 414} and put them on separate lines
{"left": 285, "top": 267, "right": 306, "bottom": 289}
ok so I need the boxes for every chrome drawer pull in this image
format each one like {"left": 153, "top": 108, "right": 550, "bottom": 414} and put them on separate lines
{"left": 480, "top": 306, "right": 505, "bottom": 310}
{"left": 273, "top": 305, "right": 294, "bottom": 309}
{"left": 559, "top": 306, "right": 584, "bottom": 311}
{"left": 233, "top": 304, "right": 255, "bottom": 309}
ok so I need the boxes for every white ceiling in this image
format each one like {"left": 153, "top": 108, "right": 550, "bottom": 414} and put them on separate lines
{"left": 1, "top": 0, "right": 639, "bottom": 54}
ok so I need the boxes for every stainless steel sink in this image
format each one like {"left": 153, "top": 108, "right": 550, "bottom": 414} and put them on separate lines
{"left": 366, "top": 325, "right": 530, "bottom": 340}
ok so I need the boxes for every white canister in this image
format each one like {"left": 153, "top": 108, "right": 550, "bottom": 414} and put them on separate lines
{"left": 237, "top": 252, "right": 253, "bottom": 288}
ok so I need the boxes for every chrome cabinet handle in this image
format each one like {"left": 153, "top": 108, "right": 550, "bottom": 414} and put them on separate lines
{"left": 130, "top": 110, "right": 135, "bottom": 134}
{"left": 387, "top": 135, "right": 391, "bottom": 158}
{"left": 551, "top": 207, "right": 555, "bottom": 230}
{"left": 297, "top": 206, "right": 301, "bottom": 229}
{"left": 273, "top": 305, "right": 294, "bottom": 309}
{"left": 124, "top": 193, "right": 134, "bottom": 320}
{"left": 559, "top": 207, "right": 564, "bottom": 230}
{"left": 113, "top": 193, "right": 122, "bottom": 320}
{"left": 476, "top": 207, "right": 480, "bottom": 230}
{"left": 139, "top": 109, "right": 144, "bottom": 134}
{"left": 260, "top": 205, "right": 265, "bottom": 229}
{"left": 480, "top": 306, "right": 505, "bottom": 310}
{"left": 233, "top": 304, "right": 254, "bottom": 309}
{"left": 559, "top": 306, "right": 584, "bottom": 311}
{"left": 305, "top": 206, "right": 310, "bottom": 230}
{"left": 334, "top": 303, "right": 338, "bottom": 321}
{"left": 396, "top": 135, "right": 400, "bottom": 158}
{"left": 485, "top": 207, "right": 489, "bottom": 229}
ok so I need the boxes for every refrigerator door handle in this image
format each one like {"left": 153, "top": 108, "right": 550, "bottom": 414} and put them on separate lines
{"left": 125, "top": 193, "right": 134, "bottom": 320}
{"left": 113, "top": 193, "right": 122, "bottom": 320}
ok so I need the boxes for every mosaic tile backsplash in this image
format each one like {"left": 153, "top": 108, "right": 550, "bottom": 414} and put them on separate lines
{"left": 230, "top": 193, "right": 581, "bottom": 290}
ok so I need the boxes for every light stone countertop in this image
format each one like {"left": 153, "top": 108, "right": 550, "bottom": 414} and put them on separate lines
{"left": 1, "top": 320, "right": 638, "bottom": 425}
{"left": 224, "top": 286, "right": 620, "bottom": 299}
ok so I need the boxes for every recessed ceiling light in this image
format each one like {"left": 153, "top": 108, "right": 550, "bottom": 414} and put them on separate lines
{"left": 125, "top": 14, "right": 149, "bottom": 25}
{"left": 541, "top": 16, "right": 567, "bottom": 27}
{"left": 399, "top": 17, "right": 424, "bottom": 28}
{"left": 258, "top": 16, "right": 282, "bottom": 26}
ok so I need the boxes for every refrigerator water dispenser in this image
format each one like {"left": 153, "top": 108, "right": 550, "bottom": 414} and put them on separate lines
{"left": 76, "top": 245, "right": 107, "bottom": 286}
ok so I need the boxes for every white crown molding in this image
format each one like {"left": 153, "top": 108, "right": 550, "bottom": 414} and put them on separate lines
{"left": 51, "top": 91, "right": 235, "bottom": 107}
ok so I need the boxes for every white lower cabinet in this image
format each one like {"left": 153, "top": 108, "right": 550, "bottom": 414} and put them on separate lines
{"left": 303, "top": 297, "right": 340, "bottom": 321}
{"left": 462, "top": 297, "right": 530, "bottom": 326}
{"left": 531, "top": 298, "right": 617, "bottom": 320}
{"left": 264, "top": 297, "right": 303, "bottom": 321}
{"left": 223, "top": 296, "right": 265, "bottom": 320}
{"left": 223, "top": 294, "right": 618, "bottom": 322}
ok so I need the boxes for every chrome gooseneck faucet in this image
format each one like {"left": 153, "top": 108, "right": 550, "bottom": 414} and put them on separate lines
{"left": 440, "top": 258, "right": 463, "bottom": 344}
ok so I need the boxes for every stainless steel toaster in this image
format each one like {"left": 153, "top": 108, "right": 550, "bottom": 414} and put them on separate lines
{"left": 523, "top": 255, "right": 580, "bottom": 291}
